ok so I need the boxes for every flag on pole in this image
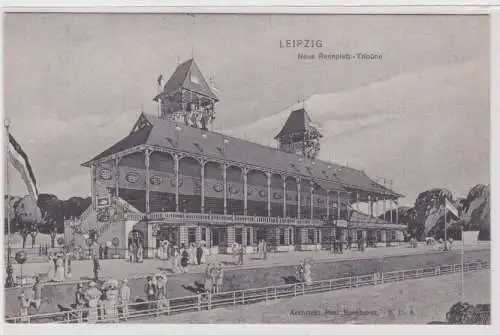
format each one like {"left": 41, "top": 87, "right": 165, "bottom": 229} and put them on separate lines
{"left": 444, "top": 198, "right": 459, "bottom": 218}
{"left": 7, "top": 132, "right": 38, "bottom": 199}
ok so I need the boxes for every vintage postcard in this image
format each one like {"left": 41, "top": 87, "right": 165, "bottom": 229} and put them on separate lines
{"left": 2, "top": 12, "right": 490, "bottom": 325}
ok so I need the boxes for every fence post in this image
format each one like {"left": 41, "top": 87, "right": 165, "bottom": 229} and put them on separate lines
{"left": 233, "top": 291, "right": 236, "bottom": 306}
{"left": 435, "top": 266, "right": 440, "bottom": 277}
{"left": 242, "top": 291, "right": 245, "bottom": 305}
{"left": 401, "top": 271, "right": 404, "bottom": 281}
{"left": 477, "top": 262, "right": 481, "bottom": 271}
{"left": 198, "top": 294, "right": 202, "bottom": 311}
{"left": 381, "top": 272, "right": 384, "bottom": 283}
{"left": 302, "top": 283, "right": 305, "bottom": 295}
{"left": 329, "top": 279, "right": 332, "bottom": 291}
{"left": 274, "top": 287, "right": 277, "bottom": 300}
{"left": 373, "top": 273, "right": 377, "bottom": 286}
{"left": 208, "top": 293, "right": 212, "bottom": 311}
{"left": 265, "top": 288, "right": 268, "bottom": 302}
{"left": 348, "top": 277, "right": 352, "bottom": 289}
{"left": 294, "top": 284, "right": 297, "bottom": 296}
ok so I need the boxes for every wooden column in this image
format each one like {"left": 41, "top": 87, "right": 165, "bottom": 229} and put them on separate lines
{"left": 266, "top": 171, "right": 271, "bottom": 217}
{"left": 347, "top": 192, "right": 351, "bottom": 220}
{"left": 310, "top": 182, "right": 314, "bottom": 220}
{"left": 282, "top": 175, "right": 287, "bottom": 218}
{"left": 174, "top": 154, "right": 180, "bottom": 212}
{"left": 368, "top": 195, "right": 373, "bottom": 217}
{"left": 356, "top": 192, "right": 360, "bottom": 211}
{"left": 297, "top": 178, "right": 301, "bottom": 219}
{"left": 243, "top": 167, "right": 248, "bottom": 216}
{"left": 390, "top": 199, "right": 393, "bottom": 223}
{"left": 337, "top": 191, "right": 341, "bottom": 219}
{"left": 382, "top": 196, "right": 387, "bottom": 221}
{"left": 395, "top": 200, "right": 399, "bottom": 225}
{"left": 200, "top": 160, "right": 206, "bottom": 213}
{"left": 90, "top": 163, "right": 96, "bottom": 210}
{"left": 114, "top": 157, "right": 120, "bottom": 199}
{"left": 145, "top": 149, "right": 151, "bottom": 214}
{"left": 222, "top": 164, "right": 227, "bottom": 215}
{"left": 326, "top": 193, "right": 330, "bottom": 219}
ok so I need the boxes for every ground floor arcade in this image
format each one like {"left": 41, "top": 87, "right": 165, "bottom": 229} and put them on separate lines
{"left": 129, "top": 221, "right": 406, "bottom": 258}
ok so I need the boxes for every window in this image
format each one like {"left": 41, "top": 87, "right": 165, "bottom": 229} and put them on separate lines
{"left": 391, "top": 230, "right": 397, "bottom": 241}
{"left": 308, "top": 229, "right": 315, "bottom": 244}
{"left": 279, "top": 228, "right": 285, "bottom": 245}
{"left": 246, "top": 228, "right": 251, "bottom": 246}
{"left": 235, "top": 228, "right": 242, "bottom": 244}
{"left": 289, "top": 228, "right": 293, "bottom": 245}
{"left": 201, "top": 228, "right": 207, "bottom": 242}
{"left": 188, "top": 228, "right": 196, "bottom": 244}
{"left": 212, "top": 229, "right": 219, "bottom": 246}
{"left": 376, "top": 231, "right": 382, "bottom": 242}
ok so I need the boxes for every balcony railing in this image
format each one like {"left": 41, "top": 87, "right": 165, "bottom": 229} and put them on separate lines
{"left": 123, "top": 211, "right": 406, "bottom": 229}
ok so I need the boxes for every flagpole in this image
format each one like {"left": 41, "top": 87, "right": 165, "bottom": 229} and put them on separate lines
{"left": 444, "top": 200, "right": 448, "bottom": 251}
{"left": 460, "top": 223, "right": 464, "bottom": 301}
{"left": 4, "top": 118, "right": 14, "bottom": 287}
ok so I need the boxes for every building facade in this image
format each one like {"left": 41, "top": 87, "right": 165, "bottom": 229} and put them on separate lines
{"left": 78, "top": 59, "right": 406, "bottom": 257}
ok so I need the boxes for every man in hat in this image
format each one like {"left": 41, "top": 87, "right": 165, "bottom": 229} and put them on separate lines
{"left": 119, "top": 279, "right": 131, "bottom": 320}
{"left": 155, "top": 274, "right": 168, "bottom": 316}
{"left": 85, "top": 281, "right": 102, "bottom": 323}
{"left": 144, "top": 276, "right": 157, "bottom": 314}
{"left": 75, "top": 283, "right": 86, "bottom": 323}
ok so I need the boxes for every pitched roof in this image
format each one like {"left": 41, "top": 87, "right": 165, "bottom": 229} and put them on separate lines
{"left": 161, "top": 58, "right": 218, "bottom": 101}
{"left": 274, "top": 108, "right": 322, "bottom": 139}
{"left": 83, "top": 113, "right": 402, "bottom": 198}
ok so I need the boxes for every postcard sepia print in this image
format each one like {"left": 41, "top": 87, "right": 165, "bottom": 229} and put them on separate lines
{"left": 3, "top": 13, "right": 490, "bottom": 325}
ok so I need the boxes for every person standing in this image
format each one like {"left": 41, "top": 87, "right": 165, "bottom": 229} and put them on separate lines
{"left": 263, "top": 240, "right": 268, "bottom": 260}
{"left": 85, "top": 281, "right": 101, "bottom": 323}
{"left": 238, "top": 244, "right": 245, "bottom": 265}
{"left": 119, "top": 279, "right": 131, "bottom": 320}
{"left": 304, "top": 261, "right": 313, "bottom": 285}
{"left": 137, "top": 242, "right": 144, "bottom": 263}
{"left": 75, "top": 283, "right": 86, "bottom": 323}
{"left": 104, "top": 242, "right": 109, "bottom": 260}
{"left": 347, "top": 235, "right": 352, "bottom": 250}
{"left": 171, "top": 246, "right": 179, "bottom": 273}
{"left": 196, "top": 243, "right": 203, "bottom": 265}
{"left": 99, "top": 244, "right": 104, "bottom": 260}
{"left": 46, "top": 253, "right": 55, "bottom": 282}
{"left": 18, "top": 291, "right": 31, "bottom": 323}
{"left": 189, "top": 243, "right": 196, "bottom": 265}
{"left": 54, "top": 254, "right": 65, "bottom": 282}
{"left": 215, "top": 265, "right": 224, "bottom": 294}
{"left": 32, "top": 276, "right": 42, "bottom": 311}
{"left": 297, "top": 261, "right": 305, "bottom": 283}
{"left": 93, "top": 255, "right": 101, "bottom": 282}
{"left": 181, "top": 244, "right": 189, "bottom": 273}
{"left": 155, "top": 274, "right": 168, "bottom": 316}
{"left": 144, "top": 276, "right": 157, "bottom": 314}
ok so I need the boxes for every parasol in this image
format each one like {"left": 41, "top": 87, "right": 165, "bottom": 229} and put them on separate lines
{"left": 304, "top": 257, "right": 315, "bottom": 266}
{"left": 154, "top": 272, "right": 168, "bottom": 281}
{"left": 102, "top": 279, "right": 118, "bottom": 290}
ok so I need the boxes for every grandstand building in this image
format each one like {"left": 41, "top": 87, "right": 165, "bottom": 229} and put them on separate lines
{"left": 75, "top": 58, "right": 406, "bottom": 257}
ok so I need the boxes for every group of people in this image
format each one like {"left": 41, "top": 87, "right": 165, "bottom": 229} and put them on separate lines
{"left": 128, "top": 239, "right": 144, "bottom": 263}
{"left": 231, "top": 242, "right": 246, "bottom": 265}
{"left": 143, "top": 273, "right": 169, "bottom": 316}
{"left": 73, "top": 278, "right": 132, "bottom": 323}
{"left": 165, "top": 241, "right": 209, "bottom": 273}
{"left": 257, "top": 239, "right": 268, "bottom": 260}
{"left": 203, "top": 262, "right": 224, "bottom": 293}
{"left": 47, "top": 249, "right": 73, "bottom": 282}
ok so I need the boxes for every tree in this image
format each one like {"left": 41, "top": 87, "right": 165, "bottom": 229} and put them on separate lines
{"left": 14, "top": 196, "right": 42, "bottom": 248}
{"left": 37, "top": 193, "right": 64, "bottom": 248}
{"left": 413, "top": 188, "right": 453, "bottom": 240}
{"left": 63, "top": 196, "right": 92, "bottom": 220}
{"left": 460, "top": 184, "right": 490, "bottom": 240}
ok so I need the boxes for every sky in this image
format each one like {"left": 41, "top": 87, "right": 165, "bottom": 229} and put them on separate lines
{"left": 3, "top": 13, "right": 490, "bottom": 206}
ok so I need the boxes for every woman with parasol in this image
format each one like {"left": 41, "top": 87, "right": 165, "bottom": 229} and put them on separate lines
{"left": 101, "top": 279, "right": 119, "bottom": 322}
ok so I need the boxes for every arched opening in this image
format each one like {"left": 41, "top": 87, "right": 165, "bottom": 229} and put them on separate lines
{"left": 270, "top": 173, "right": 283, "bottom": 217}
{"left": 227, "top": 165, "right": 244, "bottom": 215}
{"left": 204, "top": 161, "right": 223, "bottom": 214}
{"left": 179, "top": 156, "right": 202, "bottom": 213}
{"left": 247, "top": 169, "right": 268, "bottom": 216}
{"left": 149, "top": 151, "right": 175, "bottom": 212}
{"left": 285, "top": 176, "right": 298, "bottom": 218}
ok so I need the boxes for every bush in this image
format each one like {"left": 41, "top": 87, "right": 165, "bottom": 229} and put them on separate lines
{"left": 446, "top": 302, "right": 490, "bottom": 324}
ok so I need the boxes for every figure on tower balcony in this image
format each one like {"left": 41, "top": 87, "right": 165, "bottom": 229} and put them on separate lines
{"left": 274, "top": 104, "right": 323, "bottom": 159}
{"left": 153, "top": 58, "right": 219, "bottom": 131}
